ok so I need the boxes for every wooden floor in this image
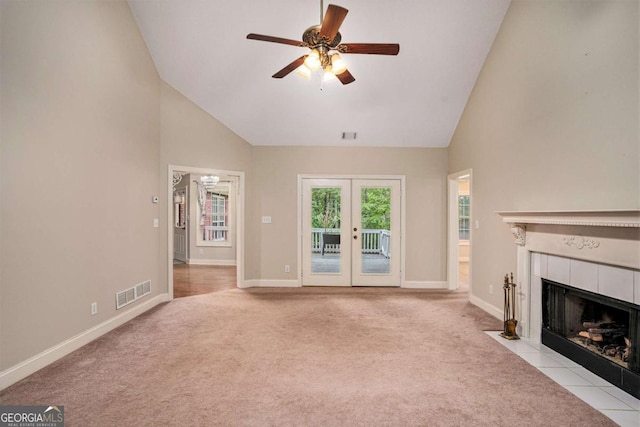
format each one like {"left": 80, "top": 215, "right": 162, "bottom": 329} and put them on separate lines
{"left": 459, "top": 261, "right": 469, "bottom": 291}
{"left": 173, "top": 263, "right": 237, "bottom": 298}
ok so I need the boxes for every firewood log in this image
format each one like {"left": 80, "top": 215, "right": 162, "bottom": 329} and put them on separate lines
{"left": 583, "top": 322, "right": 602, "bottom": 329}
{"left": 589, "top": 333, "right": 603, "bottom": 342}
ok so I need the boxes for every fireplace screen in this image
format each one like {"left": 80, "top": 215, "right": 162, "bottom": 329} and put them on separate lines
{"left": 542, "top": 278, "right": 639, "bottom": 398}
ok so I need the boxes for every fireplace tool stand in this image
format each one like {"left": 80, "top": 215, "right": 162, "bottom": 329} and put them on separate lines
{"left": 500, "top": 273, "right": 520, "bottom": 340}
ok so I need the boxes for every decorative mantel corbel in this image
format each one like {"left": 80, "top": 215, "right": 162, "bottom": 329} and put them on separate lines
{"left": 510, "top": 224, "right": 526, "bottom": 246}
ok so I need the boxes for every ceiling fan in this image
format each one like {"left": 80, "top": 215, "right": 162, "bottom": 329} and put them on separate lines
{"left": 246, "top": 2, "right": 400, "bottom": 85}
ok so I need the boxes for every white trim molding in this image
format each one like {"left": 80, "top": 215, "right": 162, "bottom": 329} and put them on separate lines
{"left": 242, "top": 280, "right": 300, "bottom": 288}
{"left": 402, "top": 281, "right": 448, "bottom": 289}
{"left": 187, "top": 259, "right": 236, "bottom": 266}
{"left": 469, "top": 294, "right": 503, "bottom": 321}
{"left": 0, "top": 294, "right": 170, "bottom": 391}
{"left": 496, "top": 209, "right": 640, "bottom": 228}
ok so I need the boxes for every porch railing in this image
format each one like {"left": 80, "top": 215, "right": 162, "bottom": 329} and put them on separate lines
{"left": 311, "top": 228, "right": 390, "bottom": 257}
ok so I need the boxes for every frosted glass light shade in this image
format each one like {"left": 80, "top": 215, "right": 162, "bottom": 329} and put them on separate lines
{"left": 330, "top": 54, "right": 347, "bottom": 75}
{"left": 304, "top": 49, "right": 320, "bottom": 70}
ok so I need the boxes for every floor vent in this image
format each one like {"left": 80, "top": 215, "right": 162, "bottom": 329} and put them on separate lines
{"left": 116, "top": 280, "right": 151, "bottom": 310}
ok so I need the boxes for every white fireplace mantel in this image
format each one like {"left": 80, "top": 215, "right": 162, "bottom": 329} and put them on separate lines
{"left": 496, "top": 209, "right": 640, "bottom": 228}
{"left": 495, "top": 210, "right": 640, "bottom": 341}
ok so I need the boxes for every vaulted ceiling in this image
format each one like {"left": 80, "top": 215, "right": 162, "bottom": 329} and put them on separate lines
{"left": 129, "top": 0, "right": 510, "bottom": 147}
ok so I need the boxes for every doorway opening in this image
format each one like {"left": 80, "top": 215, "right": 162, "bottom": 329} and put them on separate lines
{"left": 447, "top": 170, "right": 472, "bottom": 292}
{"left": 299, "top": 176, "right": 404, "bottom": 287}
{"left": 168, "top": 165, "right": 244, "bottom": 299}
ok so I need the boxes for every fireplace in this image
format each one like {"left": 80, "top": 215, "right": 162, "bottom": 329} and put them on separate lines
{"left": 495, "top": 210, "right": 640, "bottom": 397}
{"left": 541, "top": 278, "right": 640, "bottom": 398}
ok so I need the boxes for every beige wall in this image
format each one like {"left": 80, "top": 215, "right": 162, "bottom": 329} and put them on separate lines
{"left": 449, "top": 0, "right": 639, "bottom": 312}
{"left": 0, "top": 1, "right": 161, "bottom": 370}
{"left": 252, "top": 147, "right": 448, "bottom": 282}
{"left": 159, "top": 82, "right": 254, "bottom": 284}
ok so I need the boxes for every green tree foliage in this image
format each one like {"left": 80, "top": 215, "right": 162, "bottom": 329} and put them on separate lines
{"left": 311, "top": 187, "right": 391, "bottom": 231}
{"left": 311, "top": 188, "right": 341, "bottom": 229}
{"left": 361, "top": 188, "right": 391, "bottom": 230}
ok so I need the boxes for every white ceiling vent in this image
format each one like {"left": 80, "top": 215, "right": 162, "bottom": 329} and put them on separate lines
{"left": 342, "top": 132, "right": 357, "bottom": 140}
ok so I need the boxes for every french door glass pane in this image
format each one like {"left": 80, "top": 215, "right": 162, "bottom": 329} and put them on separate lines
{"left": 361, "top": 187, "right": 391, "bottom": 274}
{"left": 311, "top": 187, "right": 342, "bottom": 273}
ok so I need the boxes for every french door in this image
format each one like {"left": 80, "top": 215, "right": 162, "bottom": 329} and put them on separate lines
{"left": 301, "top": 178, "right": 401, "bottom": 287}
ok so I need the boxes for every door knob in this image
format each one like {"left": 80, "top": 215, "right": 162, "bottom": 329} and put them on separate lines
{"left": 353, "top": 227, "right": 358, "bottom": 232}
{"left": 353, "top": 235, "right": 357, "bottom": 240}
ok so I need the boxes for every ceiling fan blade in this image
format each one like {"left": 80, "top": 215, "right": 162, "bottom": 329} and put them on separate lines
{"left": 335, "top": 69, "right": 355, "bottom": 85}
{"left": 247, "top": 33, "right": 305, "bottom": 47}
{"left": 319, "top": 5, "right": 348, "bottom": 41}
{"left": 339, "top": 43, "right": 400, "bottom": 55}
{"left": 272, "top": 56, "right": 307, "bottom": 79}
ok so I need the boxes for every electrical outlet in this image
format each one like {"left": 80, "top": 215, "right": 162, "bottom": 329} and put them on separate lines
{"left": 284, "top": 265, "right": 290, "bottom": 273}
{"left": 489, "top": 285, "right": 494, "bottom": 295}
{"left": 199, "top": 248, "right": 204, "bottom": 255}
{"left": 91, "top": 302, "right": 98, "bottom": 315}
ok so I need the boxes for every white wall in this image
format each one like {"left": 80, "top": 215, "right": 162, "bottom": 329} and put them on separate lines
{"left": 449, "top": 0, "right": 639, "bottom": 313}
{"left": 0, "top": 0, "right": 161, "bottom": 371}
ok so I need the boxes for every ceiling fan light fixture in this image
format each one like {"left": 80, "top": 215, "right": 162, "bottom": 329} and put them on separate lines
{"left": 304, "top": 49, "right": 320, "bottom": 70}
{"left": 323, "top": 67, "right": 337, "bottom": 82}
{"left": 246, "top": 3, "right": 399, "bottom": 85}
{"left": 330, "top": 53, "right": 347, "bottom": 74}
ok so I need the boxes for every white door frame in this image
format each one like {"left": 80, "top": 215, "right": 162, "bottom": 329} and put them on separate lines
{"left": 167, "top": 165, "right": 245, "bottom": 299}
{"left": 447, "top": 169, "right": 472, "bottom": 291}
{"left": 297, "top": 174, "right": 406, "bottom": 287}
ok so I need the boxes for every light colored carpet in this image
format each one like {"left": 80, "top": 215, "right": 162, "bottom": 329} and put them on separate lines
{"left": 0, "top": 288, "right": 615, "bottom": 426}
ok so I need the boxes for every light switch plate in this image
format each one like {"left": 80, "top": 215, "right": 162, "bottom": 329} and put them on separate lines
{"left": 262, "top": 216, "right": 272, "bottom": 224}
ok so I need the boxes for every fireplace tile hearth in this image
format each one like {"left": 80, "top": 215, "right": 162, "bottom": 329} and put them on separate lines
{"left": 487, "top": 331, "right": 640, "bottom": 427}
{"left": 564, "top": 386, "right": 634, "bottom": 410}
{"left": 538, "top": 367, "right": 594, "bottom": 386}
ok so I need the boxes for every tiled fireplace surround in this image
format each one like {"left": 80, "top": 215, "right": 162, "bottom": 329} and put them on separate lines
{"left": 496, "top": 210, "right": 640, "bottom": 344}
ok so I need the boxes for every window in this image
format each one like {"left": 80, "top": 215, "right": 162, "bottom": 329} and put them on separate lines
{"left": 205, "top": 192, "right": 228, "bottom": 241}
{"left": 458, "top": 195, "right": 470, "bottom": 240}
{"left": 194, "top": 178, "right": 234, "bottom": 247}
{"left": 201, "top": 191, "right": 229, "bottom": 243}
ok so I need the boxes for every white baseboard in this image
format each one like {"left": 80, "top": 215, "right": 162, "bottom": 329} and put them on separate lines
{"left": 469, "top": 294, "right": 503, "bottom": 321}
{"left": 243, "top": 280, "right": 300, "bottom": 288}
{"left": 0, "top": 293, "right": 170, "bottom": 391}
{"left": 402, "top": 281, "right": 448, "bottom": 289}
{"left": 187, "top": 259, "right": 236, "bottom": 266}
